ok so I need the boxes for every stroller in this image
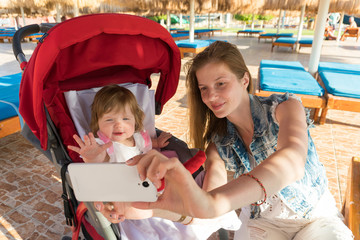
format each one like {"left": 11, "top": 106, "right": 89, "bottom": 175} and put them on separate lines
{"left": 13, "top": 14, "right": 234, "bottom": 239}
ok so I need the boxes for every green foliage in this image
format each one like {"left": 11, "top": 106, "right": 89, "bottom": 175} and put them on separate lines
{"left": 234, "top": 14, "right": 274, "bottom": 23}
{"left": 146, "top": 15, "right": 167, "bottom": 23}
{"left": 234, "top": 14, "right": 253, "bottom": 22}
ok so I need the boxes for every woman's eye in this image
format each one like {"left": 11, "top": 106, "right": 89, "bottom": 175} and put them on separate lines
{"left": 199, "top": 87, "right": 206, "bottom": 92}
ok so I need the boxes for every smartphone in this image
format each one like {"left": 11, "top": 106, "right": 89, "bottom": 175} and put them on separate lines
{"left": 68, "top": 163, "right": 158, "bottom": 202}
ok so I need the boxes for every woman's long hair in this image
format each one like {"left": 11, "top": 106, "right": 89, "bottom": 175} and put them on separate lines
{"left": 185, "top": 41, "right": 252, "bottom": 150}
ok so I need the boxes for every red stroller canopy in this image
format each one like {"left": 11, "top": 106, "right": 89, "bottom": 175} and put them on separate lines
{"left": 19, "top": 13, "right": 181, "bottom": 152}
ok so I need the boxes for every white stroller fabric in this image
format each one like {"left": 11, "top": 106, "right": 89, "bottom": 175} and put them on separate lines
{"left": 64, "top": 83, "right": 156, "bottom": 139}
{"left": 64, "top": 83, "right": 241, "bottom": 239}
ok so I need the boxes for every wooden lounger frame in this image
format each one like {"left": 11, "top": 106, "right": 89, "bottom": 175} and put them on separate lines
{"left": 178, "top": 46, "right": 207, "bottom": 59}
{"left": 0, "top": 116, "right": 21, "bottom": 138}
{"left": 342, "top": 156, "right": 360, "bottom": 240}
{"left": 316, "top": 74, "right": 360, "bottom": 124}
{"left": 255, "top": 69, "right": 327, "bottom": 124}
{"left": 271, "top": 41, "right": 297, "bottom": 52}
{"left": 237, "top": 30, "right": 264, "bottom": 37}
{"left": 298, "top": 43, "right": 312, "bottom": 49}
{"left": 258, "top": 34, "right": 276, "bottom": 42}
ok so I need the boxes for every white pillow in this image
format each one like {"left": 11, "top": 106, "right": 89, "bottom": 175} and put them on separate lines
{"left": 64, "top": 83, "right": 156, "bottom": 139}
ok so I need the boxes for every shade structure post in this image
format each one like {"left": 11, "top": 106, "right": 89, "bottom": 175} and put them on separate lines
{"left": 296, "top": 5, "right": 306, "bottom": 51}
{"left": 337, "top": 11, "right": 345, "bottom": 42}
{"left": 56, "top": 3, "right": 61, "bottom": 22}
{"left": 179, "top": 13, "right": 183, "bottom": 28}
{"left": 277, "top": 10, "right": 282, "bottom": 34}
{"left": 251, "top": 14, "right": 255, "bottom": 30}
{"left": 189, "top": 0, "right": 195, "bottom": 42}
{"left": 166, "top": 10, "right": 171, "bottom": 31}
{"left": 297, "top": 5, "right": 306, "bottom": 42}
{"left": 20, "top": 7, "right": 25, "bottom": 27}
{"left": 308, "top": 0, "right": 331, "bottom": 75}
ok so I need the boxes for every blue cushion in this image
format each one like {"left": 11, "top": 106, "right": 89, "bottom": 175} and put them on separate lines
{"left": 277, "top": 33, "right": 294, "bottom": 37}
{"left": 274, "top": 37, "right": 297, "bottom": 44}
{"left": 260, "top": 68, "right": 324, "bottom": 96}
{"left": 0, "top": 72, "right": 22, "bottom": 121}
{"left": 177, "top": 29, "right": 211, "bottom": 34}
{"left": 319, "top": 72, "right": 360, "bottom": 99}
{"left": 299, "top": 38, "right": 313, "bottom": 44}
{"left": 260, "top": 60, "right": 305, "bottom": 71}
{"left": 318, "top": 62, "right": 360, "bottom": 75}
{"left": 260, "top": 33, "right": 277, "bottom": 37}
{"left": 171, "top": 33, "right": 189, "bottom": 38}
{"left": 176, "top": 39, "right": 210, "bottom": 48}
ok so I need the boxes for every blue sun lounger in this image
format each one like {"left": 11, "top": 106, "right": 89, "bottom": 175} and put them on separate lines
{"left": 298, "top": 38, "right": 313, "bottom": 50}
{"left": 176, "top": 29, "right": 212, "bottom": 38}
{"left": 176, "top": 39, "right": 211, "bottom": 58}
{"left": 0, "top": 72, "right": 24, "bottom": 138}
{"left": 258, "top": 33, "right": 294, "bottom": 42}
{"left": 175, "top": 39, "right": 226, "bottom": 58}
{"left": 237, "top": 29, "right": 265, "bottom": 37}
{"left": 271, "top": 37, "right": 298, "bottom": 52}
{"left": 316, "top": 62, "right": 360, "bottom": 124}
{"left": 171, "top": 33, "right": 189, "bottom": 41}
{"left": 256, "top": 60, "right": 326, "bottom": 123}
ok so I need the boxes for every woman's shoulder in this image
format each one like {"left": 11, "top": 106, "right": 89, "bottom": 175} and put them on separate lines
{"left": 254, "top": 92, "right": 296, "bottom": 107}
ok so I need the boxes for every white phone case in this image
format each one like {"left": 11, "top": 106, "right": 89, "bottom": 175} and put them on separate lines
{"left": 68, "top": 163, "right": 158, "bottom": 202}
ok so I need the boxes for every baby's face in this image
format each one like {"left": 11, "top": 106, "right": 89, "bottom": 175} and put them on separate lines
{"left": 98, "top": 105, "right": 136, "bottom": 145}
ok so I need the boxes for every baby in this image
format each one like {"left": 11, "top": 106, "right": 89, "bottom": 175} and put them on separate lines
{"left": 68, "top": 84, "right": 172, "bottom": 164}
{"left": 68, "top": 84, "right": 172, "bottom": 221}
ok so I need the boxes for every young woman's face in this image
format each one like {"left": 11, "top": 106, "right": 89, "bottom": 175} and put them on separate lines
{"left": 98, "top": 104, "right": 136, "bottom": 144}
{"left": 196, "top": 61, "right": 248, "bottom": 119}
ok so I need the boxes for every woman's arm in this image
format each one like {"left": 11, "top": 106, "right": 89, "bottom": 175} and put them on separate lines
{"left": 131, "top": 99, "right": 308, "bottom": 218}
{"left": 208, "top": 97, "right": 308, "bottom": 216}
{"left": 202, "top": 143, "right": 227, "bottom": 191}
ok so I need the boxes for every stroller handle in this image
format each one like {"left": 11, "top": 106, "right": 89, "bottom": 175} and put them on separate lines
{"left": 12, "top": 23, "right": 55, "bottom": 70}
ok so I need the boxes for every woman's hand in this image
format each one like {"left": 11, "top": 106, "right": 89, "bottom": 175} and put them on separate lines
{"left": 126, "top": 150, "right": 215, "bottom": 218}
{"left": 67, "top": 132, "right": 112, "bottom": 163}
{"left": 93, "top": 202, "right": 153, "bottom": 223}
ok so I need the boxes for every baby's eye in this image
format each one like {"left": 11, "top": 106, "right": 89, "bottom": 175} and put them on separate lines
{"left": 217, "top": 82, "right": 225, "bottom": 87}
{"left": 105, "top": 118, "right": 113, "bottom": 122}
{"left": 123, "top": 118, "right": 130, "bottom": 121}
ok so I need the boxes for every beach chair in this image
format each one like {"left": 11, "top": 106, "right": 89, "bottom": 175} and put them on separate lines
{"left": 237, "top": 29, "right": 265, "bottom": 37}
{"left": 171, "top": 33, "right": 189, "bottom": 41}
{"left": 258, "top": 33, "right": 277, "bottom": 42}
{"left": 255, "top": 60, "right": 326, "bottom": 123}
{"left": 0, "top": 72, "right": 23, "bottom": 138}
{"left": 176, "top": 29, "right": 212, "bottom": 38}
{"left": 340, "top": 27, "right": 360, "bottom": 41}
{"left": 258, "top": 33, "right": 294, "bottom": 43}
{"left": 209, "top": 28, "right": 222, "bottom": 35}
{"left": 298, "top": 38, "right": 313, "bottom": 50}
{"left": 271, "top": 37, "right": 297, "bottom": 52}
{"left": 316, "top": 62, "right": 360, "bottom": 124}
{"left": 176, "top": 39, "right": 210, "bottom": 58}
{"left": 342, "top": 156, "right": 360, "bottom": 240}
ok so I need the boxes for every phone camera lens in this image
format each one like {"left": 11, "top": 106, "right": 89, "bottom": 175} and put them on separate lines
{"left": 142, "top": 181, "right": 150, "bottom": 188}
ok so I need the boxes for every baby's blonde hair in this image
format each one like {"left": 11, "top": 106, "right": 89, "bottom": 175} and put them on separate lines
{"left": 90, "top": 85, "right": 144, "bottom": 136}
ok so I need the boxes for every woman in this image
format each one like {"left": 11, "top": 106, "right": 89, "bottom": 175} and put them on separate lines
{"left": 127, "top": 41, "right": 353, "bottom": 239}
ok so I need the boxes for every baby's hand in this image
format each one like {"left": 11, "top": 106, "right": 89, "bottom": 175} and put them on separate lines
{"left": 67, "top": 132, "right": 112, "bottom": 163}
{"left": 156, "top": 131, "right": 172, "bottom": 148}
